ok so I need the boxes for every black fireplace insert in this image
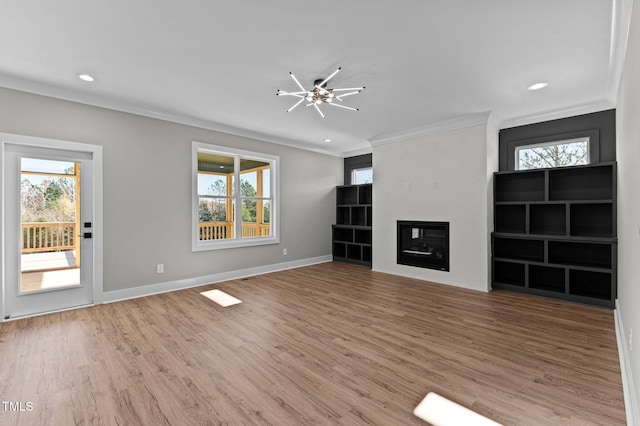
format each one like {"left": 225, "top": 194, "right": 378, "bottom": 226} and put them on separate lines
{"left": 397, "top": 221, "right": 449, "bottom": 271}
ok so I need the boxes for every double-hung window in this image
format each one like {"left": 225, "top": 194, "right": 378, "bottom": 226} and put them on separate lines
{"left": 192, "top": 142, "right": 279, "bottom": 251}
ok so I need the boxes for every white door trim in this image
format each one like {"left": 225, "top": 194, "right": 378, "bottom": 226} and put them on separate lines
{"left": 0, "top": 133, "right": 103, "bottom": 321}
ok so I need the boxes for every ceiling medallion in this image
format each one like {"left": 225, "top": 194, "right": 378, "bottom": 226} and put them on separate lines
{"left": 277, "top": 67, "right": 365, "bottom": 118}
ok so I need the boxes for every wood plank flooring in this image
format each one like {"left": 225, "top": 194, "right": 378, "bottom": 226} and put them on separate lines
{"left": 0, "top": 262, "right": 625, "bottom": 425}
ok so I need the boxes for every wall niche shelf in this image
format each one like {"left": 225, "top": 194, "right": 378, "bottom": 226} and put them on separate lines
{"left": 333, "top": 184, "right": 372, "bottom": 267}
{"left": 492, "top": 162, "right": 617, "bottom": 308}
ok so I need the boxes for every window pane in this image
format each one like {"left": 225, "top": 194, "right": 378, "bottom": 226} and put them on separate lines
{"left": 240, "top": 172, "right": 257, "bottom": 197}
{"left": 198, "top": 173, "right": 226, "bottom": 196}
{"left": 263, "top": 200, "right": 271, "bottom": 225}
{"left": 240, "top": 158, "right": 270, "bottom": 198}
{"left": 198, "top": 151, "right": 235, "bottom": 194}
{"left": 262, "top": 169, "right": 271, "bottom": 198}
{"left": 516, "top": 139, "right": 589, "bottom": 170}
{"left": 22, "top": 158, "right": 75, "bottom": 175}
{"left": 241, "top": 198, "right": 271, "bottom": 238}
{"left": 353, "top": 167, "right": 373, "bottom": 184}
{"left": 198, "top": 198, "right": 234, "bottom": 240}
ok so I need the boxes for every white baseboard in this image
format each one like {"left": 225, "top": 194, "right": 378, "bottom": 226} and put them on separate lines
{"left": 615, "top": 299, "right": 640, "bottom": 426}
{"left": 101, "top": 255, "right": 332, "bottom": 304}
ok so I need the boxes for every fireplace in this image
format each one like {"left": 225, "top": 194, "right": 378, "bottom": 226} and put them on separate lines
{"left": 397, "top": 221, "right": 450, "bottom": 271}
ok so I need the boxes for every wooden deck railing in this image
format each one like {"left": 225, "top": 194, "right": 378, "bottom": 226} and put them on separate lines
{"left": 22, "top": 222, "right": 76, "bottom": 253}
{"left": 198, "top": 222, "right": 270, "bottom": 240}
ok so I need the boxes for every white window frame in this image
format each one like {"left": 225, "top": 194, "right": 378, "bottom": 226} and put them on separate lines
{"left": 515, "top": 137, "right": 590, "bottom": 171}
{"left": 192, "top": 141, "right": 279, "bottom": 251}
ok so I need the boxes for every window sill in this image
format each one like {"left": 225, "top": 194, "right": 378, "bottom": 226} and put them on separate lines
{"left": 192, "top": 235, "right": 280, "bottom": 252}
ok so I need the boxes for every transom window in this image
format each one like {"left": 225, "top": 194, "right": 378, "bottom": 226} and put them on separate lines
{"left": 352, "top": 167, "right": 373, "bottom": 184}
{"left": 192, "top": 142, "right": 279, "bottom": 251}
{"left": 515, "top": 137, "right": 590, "bottom": 170}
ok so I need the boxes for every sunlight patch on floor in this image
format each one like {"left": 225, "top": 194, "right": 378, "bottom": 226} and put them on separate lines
{"left": 413, "top": 392, "right": 502, "bottom": 426}
{"left": 21, "top": 268, "right": 81, "bottom": 293}
{"left": 200, "top": 289, "right": 242, "bottom": 307}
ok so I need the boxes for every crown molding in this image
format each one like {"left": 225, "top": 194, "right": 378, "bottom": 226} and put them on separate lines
{"left": 0, "top": 74, "right": 348, "bottom": 158}
{"left": 340, "top": 145, "right": 373, "bottom": 158}
{"left": 369, "top": 111, "right": 494, "bottom": 146}
{"left": 608, "top": 0, "right": 634, "bottom": 104}
{"left": 499, "top": 99, "right": 615, "bottom": 130}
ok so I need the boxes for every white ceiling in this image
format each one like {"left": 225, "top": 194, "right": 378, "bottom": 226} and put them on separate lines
{"left": 0, "top": 0, "right": 629, "bottom": 156}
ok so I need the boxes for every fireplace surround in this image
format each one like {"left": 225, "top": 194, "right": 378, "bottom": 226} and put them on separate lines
{"left": 397, "top": 221, "right": 450, "bottom": 271}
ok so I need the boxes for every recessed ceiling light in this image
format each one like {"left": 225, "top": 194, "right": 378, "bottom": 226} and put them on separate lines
{"left": 527, "top": 82, "right": 548, "bottom": 91}
{"left": 323, "top": 138, "right": 332, "bottom": 143}
{"left": 76, "top": 73, "right": 95, "bottom": 82}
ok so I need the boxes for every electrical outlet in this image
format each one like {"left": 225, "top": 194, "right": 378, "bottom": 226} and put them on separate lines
{"left": 283, "top": 248, "right": 288, "bottom": 256}
{"left": 433, "top": 180, "right": 439, "bottom": 189}
{"left": 157, "top": 264, "right": 164, "bottom": 274}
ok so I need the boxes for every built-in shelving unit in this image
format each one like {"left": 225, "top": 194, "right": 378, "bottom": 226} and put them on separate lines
{"left": 333, "top": 184, "right": 372, "bottom": 267}
{"left": 492, "top": 162, "right": 617, "bottom": 308}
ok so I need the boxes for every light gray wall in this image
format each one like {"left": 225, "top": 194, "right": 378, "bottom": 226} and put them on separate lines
{"left": 0, "top": 87, "right": 342, "bottom": 292}
{"left": 616, "top": 0, "right": 640, "bottom": 414}
{"left": 372, "top": 123, "right": 497, "bottom": 291}
{"left": 486, "top": 120, "right": 499, "bottom": 285}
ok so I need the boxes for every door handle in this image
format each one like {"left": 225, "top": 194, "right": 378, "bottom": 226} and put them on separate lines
{"left": 77, "top": 232, "right": 92, "bottom": 238}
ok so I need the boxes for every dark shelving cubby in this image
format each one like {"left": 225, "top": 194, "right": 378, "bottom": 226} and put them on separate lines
{"left": 495, "top": 204, "right": 526, "bottom": 234}
{"left": 347, "top": 244, "right": 362, "bottom": 261}
{"left": 355, "top": 229, "right": 372, "bottom": 244}
{"left": 362, "top": 246, "right": 372, "bottom": 263}
{"left": 530, "top": 204, "right": 566, "bottom": 235}
{"left": 358, "top": 184, "right": 372, "bottom": 205}
{"left": 495, "top": 171, "right": 545, "bottom": 202}
{"left": 570, "top": 203, "right": 614, "bottom": 237}
{"left": 494, "top": 237, "right": 543, "bottom": 262}
{"left": 529, "top": 265, "right": 565, "bottom": 293}
{"left": 549, "top": 164, "right": 614, "bottom": 201}
{"left": 333, "top": 184, "right": 372, "bottom": 267}
{"left": 337, "top": 186, "right": 358, "bottom": 205}
{"left": 333, "top": 242, "right": 346, "bottom": 258}
{"left": 351, "top": 206, "right": 367, "bottom": 226}
{"left": 569, "top": 270, "right": 612, "bottom": 300}
{"left": 336, "top": 207, "right": 350, "bottom": 225}
{"left": 333, "top": 227, "right": 353, "bottom": 243}
{"left": 494, "top": 261, "right": 525, "bottom": 287}
{"left": 548, "top": 241, "right": 612, "bottom": 269}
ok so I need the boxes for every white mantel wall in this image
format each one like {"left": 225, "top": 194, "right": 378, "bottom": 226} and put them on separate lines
{"left": 372, "top": 121, "right": 498, "bottom": 291}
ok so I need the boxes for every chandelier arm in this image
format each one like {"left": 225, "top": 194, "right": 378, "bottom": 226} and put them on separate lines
{"left": 331, "top": 87, "right": 365, "bottom": 92}
{"left": 289, "top": 72, "right": 307, "bottom": 92}
{"left": 316, "top": 67, "right": 341, "bottom": 88}
{"left": 328, "top": 103, "right": 358, "bottom": 111}
{"left": 277, "top": 90, "right": 307, "bottom": 96}
{"left": 287, "top": 98, "right": 306, "bottom": 113}
{"left": 335, "top": 91, "right": 361, "bottom": 99}
{"left": 278, "top": 92, "right": 305, "bottom": 98}
{"left": 312, "top": 103, "right": 325, "bottom": 118}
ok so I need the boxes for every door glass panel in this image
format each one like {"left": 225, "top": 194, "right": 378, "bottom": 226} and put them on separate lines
{"left": 20, "top": 158, "right": 81, "bottom": 293}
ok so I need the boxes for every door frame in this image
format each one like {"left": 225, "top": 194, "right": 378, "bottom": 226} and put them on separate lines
{"left": 0, "top": 133, "right": 103, "bottom": 321}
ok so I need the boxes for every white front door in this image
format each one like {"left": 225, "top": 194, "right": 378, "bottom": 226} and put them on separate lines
{"left": 3, "top": 143, "right": 96, "bottom": 319}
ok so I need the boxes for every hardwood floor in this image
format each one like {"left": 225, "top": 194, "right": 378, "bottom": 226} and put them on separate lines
{"left": 0, "top": 262, "right": 625, "bottom": 425}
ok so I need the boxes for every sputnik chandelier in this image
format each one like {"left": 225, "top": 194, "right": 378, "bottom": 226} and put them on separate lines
{"left": 276, "top": 67, "right": 365, "bottom": 118}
